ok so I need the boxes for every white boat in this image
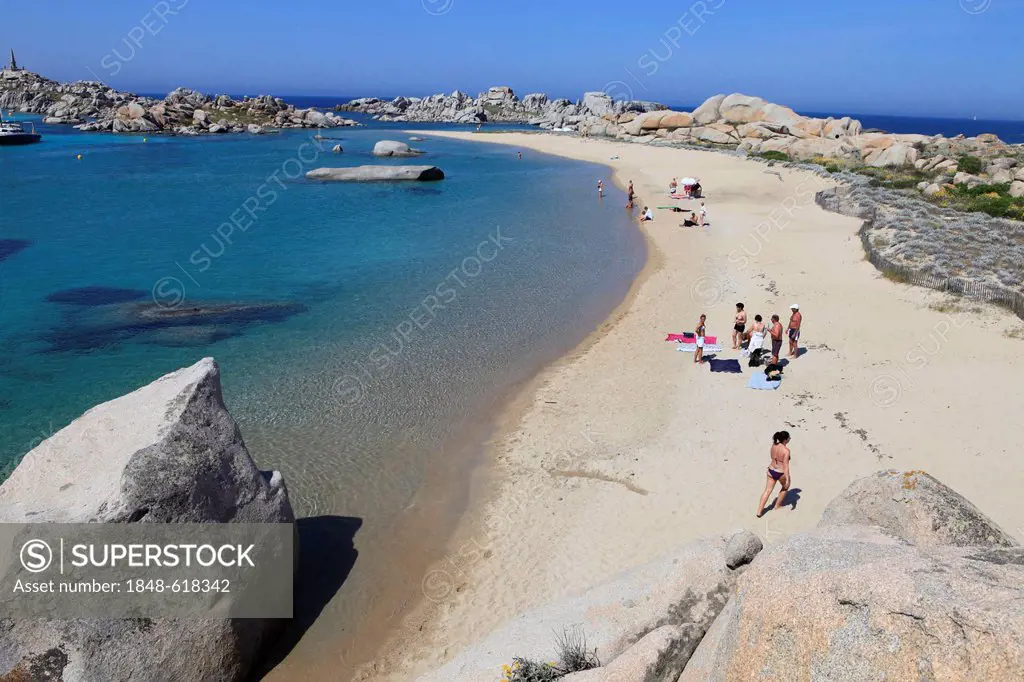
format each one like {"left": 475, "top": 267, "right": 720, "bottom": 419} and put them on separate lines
{"left": 0, "top": 119, "right": 42, "bottom": 145}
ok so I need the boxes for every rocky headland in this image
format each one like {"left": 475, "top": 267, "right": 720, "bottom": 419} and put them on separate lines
{"left": 337, "top": 86, "right": 665, "bottom": 129}
{"left": 0, "top": 68, "right": 359, "bottom": 135}
{"left": 421, "top": 471, "right": 1023, "bottom": 681}
{"left": 0, "top": 358, "right": 294, "bottom": 681}
{"left": 344, "top": 86, "right": 1023, "bottom": 220}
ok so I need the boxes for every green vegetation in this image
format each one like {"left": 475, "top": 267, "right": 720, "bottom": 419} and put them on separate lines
{"left": 956, "top": 155, "right": 983, "bottom": 175}
{"left": 756, "top": 150, "right": 790, "bottom": 162}
{"left": 500, "top": 628, "right": 600, "bottom": 682}
{"left": 851, "top": 165, "right": 929, "bottom": 189}
{"left": 932, "top": 182, "right": 1024, "bottom": 220}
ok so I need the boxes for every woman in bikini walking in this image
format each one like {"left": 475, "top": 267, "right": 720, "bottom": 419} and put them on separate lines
{"left": 756, "top": 431, "right": 792, "bottom": 517}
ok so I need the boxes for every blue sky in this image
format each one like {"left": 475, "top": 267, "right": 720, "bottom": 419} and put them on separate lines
{"left": 3, "top": 0, "right": 1022, "bottom": 119}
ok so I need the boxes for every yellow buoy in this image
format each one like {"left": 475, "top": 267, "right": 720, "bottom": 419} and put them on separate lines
{"left": 76, "top": 154, "right": 82, "bottom": 160}
{"left": 143, "top": 137, "right": 147, "bottom": 143}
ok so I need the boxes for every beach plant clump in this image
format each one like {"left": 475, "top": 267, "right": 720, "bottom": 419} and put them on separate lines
{"left": 757, "top": 150, "right": 790, "bottom": 162}
{"left": 931, "top": 182, "right": 1024, "bottom": 221}
{"left": 500, "top": 627, "right": 601, "bottom": 681}
{"left": 956, "top": 154, "right": 983, "bottom": 175}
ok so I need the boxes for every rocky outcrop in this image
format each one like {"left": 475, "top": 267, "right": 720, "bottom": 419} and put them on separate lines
{"left": 337, "top": 85, "right": 664, "bottom": 130}
{"left": 0, "top": 68, "right": 359, "bottom": 135}
{"left": 305, "top": 165, "right": 444, "bottom": 182}
{"left": 819, "top": 470, "right": 1018, "bottom": 548}
{"left": 816, "top": 175, "right": 1024, "bottom": 302}
{"left": 420, "top": 473, "right": 1021, "bottom": 681}
{"left": 372, "top": 140, "right": 424, "bottom": 157}
{"left": 0, "top": 358, "right": 294, "bottom": 681}
{"left": 417, "top": 532, "right": 754, "bottom": 682}
{"left": 681, "top": 525, "right": 1024, "bottom": 681}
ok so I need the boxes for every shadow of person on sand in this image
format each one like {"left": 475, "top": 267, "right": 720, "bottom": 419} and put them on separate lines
{"left": 758, "top": 488, "right": 802, "bottom": 517}
{"left": 257, "top": 515, "right": 362, "bottom": 676}
{"left": 777, "top": 488, "right": 801, "bottom": 511}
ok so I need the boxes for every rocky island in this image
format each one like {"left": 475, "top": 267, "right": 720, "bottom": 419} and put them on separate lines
{"left": 0, "top": 67, "right": 359, "bottom": 135}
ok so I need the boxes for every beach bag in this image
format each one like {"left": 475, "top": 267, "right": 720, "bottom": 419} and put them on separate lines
{"left": 748, "top": 348, "right": 768, "bottom": 367}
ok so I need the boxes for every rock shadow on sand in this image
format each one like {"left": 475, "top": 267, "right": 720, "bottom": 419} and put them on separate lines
{"left": 257, "top": 515, "right": 362, "bottom": 675}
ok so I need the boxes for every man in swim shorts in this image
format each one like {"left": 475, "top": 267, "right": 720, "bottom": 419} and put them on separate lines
{"left": 788, "top": 304, "right": 802, "bottom": 358}
{"left": 769, "top": 314, "right": 784, "bottom": 364}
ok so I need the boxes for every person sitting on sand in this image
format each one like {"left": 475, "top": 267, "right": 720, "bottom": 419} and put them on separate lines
{"left": 669, "top": 177, "right": 678, "bottom": 194}
{"left": 694, "top": 313, "right": 707, "bottom": 364}
{"left": 682, "top": 211, "right": 698, "bottom": 227}
{"left": 757, "top": 431, "right": 792, "bottom": 517}
{"left": 692, "top": 181, "right": 702, "bottom": 198}
{"left": 788, "top": 304, "right": 802, "bottom": 358}
{"left": 732, "top": 302, "right": 747, "bottom": 350}
{"left": 639, "top": 206, "right": 653, "bottom": 222}
{"left": 769, "top": 314, "right": 784, "bottom": 364}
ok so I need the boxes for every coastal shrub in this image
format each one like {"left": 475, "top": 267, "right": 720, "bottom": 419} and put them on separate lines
{"left": 956, "top": 155, "right": 983, "bottom": 174}
{"left": 757, "top": 151, "right": 790, "bottom": 162}
{"left": 940, "top": 182, "right": 1024, "bottom": 218}
{"left": 500, "top": 627, "right": 600, "bottom": 681}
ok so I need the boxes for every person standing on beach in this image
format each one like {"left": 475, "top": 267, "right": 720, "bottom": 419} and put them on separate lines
{"left": 757, "top": 431, "right": 792, "bottom": 517}
{"left": 732, "top": 302, "right": 747, "bottom": 350}
{"left": 695, "top": 314, "right": 707, "bottom": 364}
{"left": 627, "top": 181, "right": 635, "bottom": 209}
{"left": 698, "top": 201, "right": 707, "bottom": 226}
{"left": 788, "top": 304, "right": 802, "bottom": 358}
{"left": 769, "top": 314, "right": 784, "bottom": 364}
{"left": 747, "top": 314, "right": 766, "bottom": 356}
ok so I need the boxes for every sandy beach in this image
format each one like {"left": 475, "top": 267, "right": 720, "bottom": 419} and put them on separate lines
{"left": 357, "top": 132, "right": 1024, "bottom": 680}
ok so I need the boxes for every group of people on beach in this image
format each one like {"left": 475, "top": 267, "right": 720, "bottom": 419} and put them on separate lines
{"left": 690, "top": 303, "right": 802, "bottom": 516}
{"left": 612, "top": 179, "right": 707, "bottom": 228}
{"left": 730, "top": 302, "right": 801, "bottom": 363}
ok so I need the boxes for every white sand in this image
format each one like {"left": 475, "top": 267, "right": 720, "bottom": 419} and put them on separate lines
{"left": 359, "top": 132, "right": 1024, "bottom": 681}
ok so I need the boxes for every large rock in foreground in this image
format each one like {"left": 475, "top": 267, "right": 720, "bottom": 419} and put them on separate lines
{"left": 417, "top": 532, "right": 757, "bottom": 682}
{"left": 0, "top": 358, "right": 294, "bottom": 682}
{"left": 819, "top": 470, "right": 1018, "bottom": 548}
{"left": 306, "top": 165, "right": 444, "bottom": 182}
{"left": 372, "top": 140, "right": 424, "bottom": 157}
{"left": 680, "top": 525, "right": 1024, "bottom": 681}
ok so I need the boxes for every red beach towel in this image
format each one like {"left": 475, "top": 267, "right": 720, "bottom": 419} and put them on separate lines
{"left": 665, "top": 332, "right": 716, "bottom": 344}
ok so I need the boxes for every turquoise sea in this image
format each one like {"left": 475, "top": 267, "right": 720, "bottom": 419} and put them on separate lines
{"left": 0, "top": 114, "right": 644, "bottom": 669}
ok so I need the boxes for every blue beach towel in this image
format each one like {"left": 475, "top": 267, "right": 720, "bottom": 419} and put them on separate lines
{"left": 708, "top": 358, "right": 742, "bottom": 373}
{"left": 748, "top": 373, "right": 782, "bottom": 390}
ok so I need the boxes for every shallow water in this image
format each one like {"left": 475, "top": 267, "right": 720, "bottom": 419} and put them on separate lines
{"left": 0, "top": 117, "right": 645, "bottom": 672}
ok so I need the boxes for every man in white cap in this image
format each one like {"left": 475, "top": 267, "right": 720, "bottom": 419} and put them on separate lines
{"left": 788, "top": 304, "right": 802, "bottom": 358}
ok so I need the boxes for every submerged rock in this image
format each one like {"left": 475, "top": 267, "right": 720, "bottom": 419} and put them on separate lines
{"left": 0, "top": 239, "right": 31, "bottom": 263}
{"left": 0, "top": 358, "right": 294, "bottom": 681}
{"left": 41, "top": 300, "right": 307, "bottom": 352}
{"left": 306, "top": 165, "right": 444, "bottom": 182}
